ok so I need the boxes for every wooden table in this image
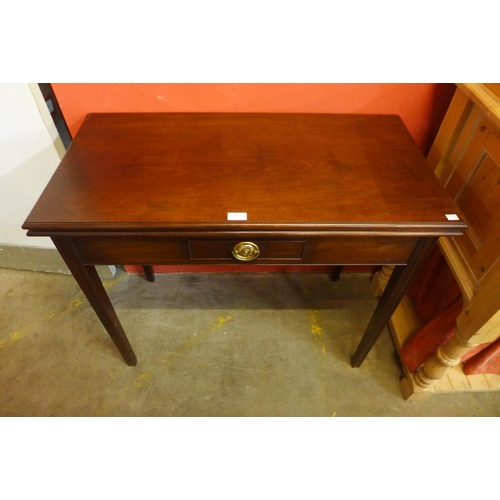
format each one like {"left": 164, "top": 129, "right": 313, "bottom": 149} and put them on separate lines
{"left": 23, "top": 113, "right": 465, "bottom": 367}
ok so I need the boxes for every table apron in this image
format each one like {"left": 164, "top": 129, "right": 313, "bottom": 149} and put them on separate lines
{"left": 70, "top": 235, "right": 419, "bottom": 266}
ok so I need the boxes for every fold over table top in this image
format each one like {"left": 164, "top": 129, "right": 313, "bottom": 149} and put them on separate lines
{"left": 24, "top": 113, "right": 465, "bottom": 236}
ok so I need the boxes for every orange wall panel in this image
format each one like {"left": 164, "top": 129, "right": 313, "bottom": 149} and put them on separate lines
{"left": 52, "top": 83, "right": 455, "bottom": 155}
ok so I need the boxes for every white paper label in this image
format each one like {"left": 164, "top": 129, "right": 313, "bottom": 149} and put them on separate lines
{"left": 445, "top": 214, "right": 459, "bottom": 221}
{"left": 227, "top": 212, "right": 247, "bottom": 221}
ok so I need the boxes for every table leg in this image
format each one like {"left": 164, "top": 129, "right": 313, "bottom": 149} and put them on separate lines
{"left": 329, "top": 265, "right": 343, "bottom": 282}
{"left": 52, "top": 237, "right": 137, "bottom": 366}
{"left": 143, "top": 265, "right": 155, "bottom": 282}
{"left": 351, "top": 236, "right": 438, "bottom": 368}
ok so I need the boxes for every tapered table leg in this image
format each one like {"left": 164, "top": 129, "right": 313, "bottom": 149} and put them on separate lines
{"left": 329, "top": 265, "right": 343, "bottom": 282}
{"left": 143, "top": 265, "right": 155, "bottom": 282}
{"left": 52, "top": 237, "right": 137, "bottom": 366}
{"left": 351, "top": 237, "right": 438, "bottom": 368}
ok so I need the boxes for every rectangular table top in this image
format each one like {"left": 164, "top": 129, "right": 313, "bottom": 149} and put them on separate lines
{"left": 24, "top": 113, "right": 465, "bottom": 235}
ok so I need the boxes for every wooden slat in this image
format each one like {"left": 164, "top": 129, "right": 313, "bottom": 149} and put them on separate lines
{"left": 485, "top": 83, "right": 500, "bottom": 98}
{"left": 446, "top": 365, "right": 471, "bottom": 390}
{"left": 458, "top": 83, "right": 500, "bottom": 132}
{"left": 427, "top": 87, "right": 469, "bottom": 177}
{"left": 388, "top": 295, "right": 423, "bottom": 351}
{"left": 433, "top": 368, "right": 500, "bottom": 393}
{"left": 483, "top": 373, "right": 500, "bottom": 389}
{"left": 438, "top": 238, "right": 475, "bottom": 304}
{"left": 402, "top": 296, "right": 424, "bottom": 340}
{"left": 466, "top": 373, "right": 490, "bottom": 390}
{"left": 434, "top": 373, "right": 454, "bottom": 392}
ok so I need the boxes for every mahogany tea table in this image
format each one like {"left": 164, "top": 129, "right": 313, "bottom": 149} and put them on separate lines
{"left": 23, "top": 113, "right": 465, "bottom": 367}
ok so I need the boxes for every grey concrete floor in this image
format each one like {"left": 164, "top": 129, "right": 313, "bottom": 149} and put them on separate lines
{"left": 1, "top": 267, "right": 499, "bottom": 416}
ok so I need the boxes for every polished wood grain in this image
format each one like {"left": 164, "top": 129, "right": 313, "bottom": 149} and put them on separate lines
{"left": 351, "top": 237, "right": 438, "bottom": 367}
{"left": 24, "top": 113, "right": 464, "bottom": 234}
{"left": 69, "top": 234, "right": 419, "bottom": 265}
{"left": 52, "top": 237, "right": 137, "bottom": 366}
{"left": 23, "top": 113, "right": 466, "bottom": 367}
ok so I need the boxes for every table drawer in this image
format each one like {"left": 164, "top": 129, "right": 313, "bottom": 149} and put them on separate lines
{"left": 188, "top": 240, "right": 305, "bottom": 260}
{"left": 73, "top": 235, "right": 418, "bottom": 266}
{"left": 74, "top": 236, "right": 187, "bottom": 264}
{"left": 303, "top": 236, "right": 418, "bottom": 264}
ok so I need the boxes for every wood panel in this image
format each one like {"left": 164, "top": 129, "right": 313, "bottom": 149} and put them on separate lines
{"left": 429, "top": 85, "right": 500, "bottom": 302}
{"left": 24, "top": 113, "right": 464, "bottom": 235}
{"left": 442, "top": 115, "right": 500, "bottom": 287}
{"left": 72, "top": 235, "right": 419, "bottom": 266}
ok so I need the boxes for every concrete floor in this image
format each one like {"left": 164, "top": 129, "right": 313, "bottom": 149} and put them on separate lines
{"left": 1, "top": 267, "right": 499, "bottom": 417}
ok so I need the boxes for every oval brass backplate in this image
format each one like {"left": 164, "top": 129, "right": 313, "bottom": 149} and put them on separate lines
{"left": 232, "top": 241, "right": 260, "bottom": 261}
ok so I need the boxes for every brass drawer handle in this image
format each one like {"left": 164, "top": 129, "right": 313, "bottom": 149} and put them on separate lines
{"left": 232, "top": 242, "right": 260, "bottom": 261}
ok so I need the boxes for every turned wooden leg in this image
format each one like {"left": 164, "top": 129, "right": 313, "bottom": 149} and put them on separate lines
{"left": 415, "top": 332, "right": 470, "bottom": 387}
{"left": 329, "top": 265, "right": 343, "bottom": 282}
{"left": 351, "top": 237, "right": 438, "bottom": 368}
{"left": 143, "top": 265, "right": 155, "bottom": 282}
{"left": 400, "top": 329, "right": 472, "bottom": 400}
{"left": 371, "top": 265, "right": 395, "bottom": 297}
{"left": 400, "top": 279, "right": 500, "bottom": 400}
{"left": 52, "top": 237, "right": 137, "bottom": 366}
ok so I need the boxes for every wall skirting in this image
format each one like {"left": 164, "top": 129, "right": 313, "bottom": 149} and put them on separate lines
{"left": 0, "top": 244, "right": 115, "bottom": 279}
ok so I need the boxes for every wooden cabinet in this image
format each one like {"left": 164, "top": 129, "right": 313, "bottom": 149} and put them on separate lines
{"left": 431, "top": 84, "right": 500, "bottom": 303}
{"left": 375, "top": 83, "right": 500, "bottom": 399}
